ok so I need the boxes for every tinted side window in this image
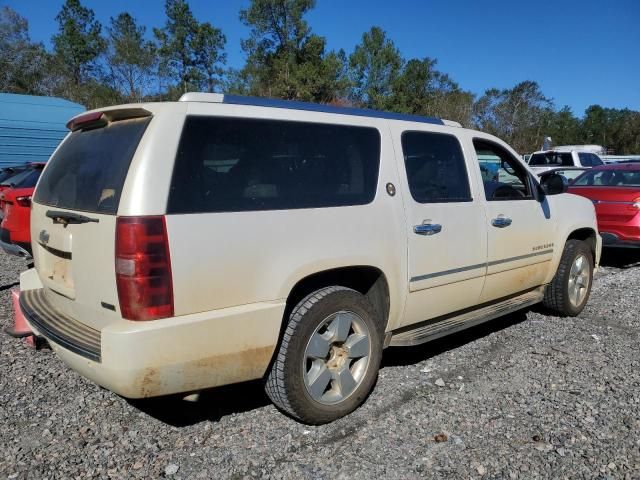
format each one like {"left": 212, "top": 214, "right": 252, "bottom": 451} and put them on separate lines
{"left": 528, "top": 153, "right": 547, "bottom": 166}
{"left": 578, "top": 152, "right": 592, "bottom": 166}
{"left": 529, "top": 152, "right": 573, "bottom": 166}
{"left": 167, "top": 116, "right": 381, "bottom": 213}
{"left": 591, "top": 154, "right": 604, "bottom": 166}
{"left": 473, "top": 139, "right": 533, "bottom": 201}
{"left": 401, "top": 131, "right": 471, "bottom": 203}
{"left": 560, "top": 153, "right": 574, "bottom": 166}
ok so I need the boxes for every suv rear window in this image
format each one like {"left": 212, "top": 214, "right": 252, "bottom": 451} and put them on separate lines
{"left": 578, "top": 152, "right": 593, "bottom": 166}
{"left": 590, "top": 154, "right": 604, "bottom": 166}
{"left": 34, "top": 118, "right": 151, "bottom": 214}
{"left": 167, "top": 116, "right": 381, "bottom": 213}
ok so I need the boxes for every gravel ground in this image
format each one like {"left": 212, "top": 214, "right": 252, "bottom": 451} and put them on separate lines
{"left": 1, "top": 250, "right": 639, "bottom": 479}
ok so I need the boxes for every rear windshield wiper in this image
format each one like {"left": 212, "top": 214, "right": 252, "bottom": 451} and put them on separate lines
{"left": 46, "top": 210, "right": 99, "bottom": 225}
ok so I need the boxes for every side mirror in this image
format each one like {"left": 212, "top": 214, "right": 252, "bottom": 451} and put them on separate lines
{"left": 540, "top": 173, "right": 568, "bottom": 195}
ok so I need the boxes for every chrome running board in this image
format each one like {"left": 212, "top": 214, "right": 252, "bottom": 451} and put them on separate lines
{"left": 390, "top": 287, "right": 544, "bottom": 347}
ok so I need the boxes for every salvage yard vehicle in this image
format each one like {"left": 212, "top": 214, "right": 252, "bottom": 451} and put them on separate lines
{"left": 19, "top": 94, "right": 601, "bottom": 424}
{"left": 569, "top": 163, "right": 640, "bottom": 248}
{"left": 0, "top": 165, "right": 31, "bottom": 196}
{"left": 0, "top": 163, "right": 45, "bottom": 257}
{"left": 528, "top": 149, "right": 604, "bottom": 175}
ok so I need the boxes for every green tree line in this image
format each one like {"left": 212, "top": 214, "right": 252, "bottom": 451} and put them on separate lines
{"left": 1, "top": 0, "right": 639, "bottom": 154}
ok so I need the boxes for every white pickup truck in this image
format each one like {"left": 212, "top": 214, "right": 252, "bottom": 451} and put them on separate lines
{"left": 20, "top": 93, "right": 601, "bottom": 423}
{"left": 528, "top": 148, "right": 605, "bottom": 175}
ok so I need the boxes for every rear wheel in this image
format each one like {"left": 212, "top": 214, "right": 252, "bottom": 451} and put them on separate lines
{"left": 543, "top": 239, "right": 594, "bottom": 316}
{"left": 265, "top": 286, "right": 383, "bottom": 424}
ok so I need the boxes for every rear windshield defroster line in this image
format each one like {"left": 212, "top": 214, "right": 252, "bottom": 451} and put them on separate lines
{"left": 33, "top": 117, "right": 151, "bottom": 215}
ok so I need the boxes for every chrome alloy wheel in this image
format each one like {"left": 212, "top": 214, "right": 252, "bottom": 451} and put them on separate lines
{"left": 568, "top": 254, "right": 590, "bottom": 307}
{"left": 302, "top": 311, "right": 371, "bottom": 405}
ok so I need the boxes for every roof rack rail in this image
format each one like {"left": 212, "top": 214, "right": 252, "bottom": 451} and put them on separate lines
{"left": 178, "top": 92, "right": 456, "bottom": 127}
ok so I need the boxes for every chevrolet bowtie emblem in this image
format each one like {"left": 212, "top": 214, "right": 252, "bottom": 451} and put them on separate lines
{"left": 39, "top": 229, "right": 50, "bottom": 244}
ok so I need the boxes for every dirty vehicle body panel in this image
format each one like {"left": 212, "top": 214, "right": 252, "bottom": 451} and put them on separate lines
{"left": 22, "top": 95, "right": 601, "bottom": 405}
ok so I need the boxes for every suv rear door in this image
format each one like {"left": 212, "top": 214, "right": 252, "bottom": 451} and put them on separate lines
{"left": 30, "top": 111, "right": 152, "bottom": 329}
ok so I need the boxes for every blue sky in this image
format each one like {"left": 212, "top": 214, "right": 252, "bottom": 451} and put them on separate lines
{"left": 4, "top": 0, "right": 639, "bottom": 115}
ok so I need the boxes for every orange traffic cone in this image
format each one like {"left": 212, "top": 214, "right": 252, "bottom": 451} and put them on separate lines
{"left": 5, "top": 287, "right": 35, "bottom": 347}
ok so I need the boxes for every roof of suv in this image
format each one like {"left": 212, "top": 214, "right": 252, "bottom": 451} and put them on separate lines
{"left": 178, "top": 92, "right": 463, "bottom": 128}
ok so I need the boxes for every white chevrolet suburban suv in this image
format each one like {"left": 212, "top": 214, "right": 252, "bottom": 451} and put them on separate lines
{"left": 20, "top": 93, "right": 601, "bottom": 424}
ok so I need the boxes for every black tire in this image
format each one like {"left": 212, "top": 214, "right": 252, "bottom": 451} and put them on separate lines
{"left": 543, "top": 239, "right": 594, "bottom": 316}
{"left": 264, "top": 286, "right": 383, "bottom": 424}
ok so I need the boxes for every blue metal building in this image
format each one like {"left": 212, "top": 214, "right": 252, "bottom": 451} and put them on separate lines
{"left": 0, "top": 93, "right": 85, "bottom": 168}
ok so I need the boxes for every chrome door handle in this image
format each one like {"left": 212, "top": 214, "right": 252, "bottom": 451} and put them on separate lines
{"left": 414, "top": 223, "right": 442, "bottom": 236}
{"left": 491, "top": 216, "right": 512, "bottom": 228}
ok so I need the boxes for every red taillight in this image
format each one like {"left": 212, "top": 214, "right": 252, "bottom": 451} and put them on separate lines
{"left": 15, "top": 195, "right": 31, "bottom": 207}
{"left": 115, "top": 216, "right": 174, "bottom": 321}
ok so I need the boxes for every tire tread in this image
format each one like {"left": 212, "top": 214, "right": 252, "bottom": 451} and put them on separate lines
{"left": 264, "top": 286, "right": 352, "bottom": 421}
{"left": 543, "top": 239, "right": 592, "bottom": 316}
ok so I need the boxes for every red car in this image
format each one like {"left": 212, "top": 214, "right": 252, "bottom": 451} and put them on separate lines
{"left": 0, "top": 163, "right": 45, "bottom": 257}
{"left": 568, "top": 163, "right": 640, "bottom": 248}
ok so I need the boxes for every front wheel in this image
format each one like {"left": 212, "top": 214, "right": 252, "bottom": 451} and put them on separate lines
{"left": 264, "top": 286, "right": 383, "bottom": 424}
{"left": 543, "top": 239, "right": 594, "bottom": 316}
